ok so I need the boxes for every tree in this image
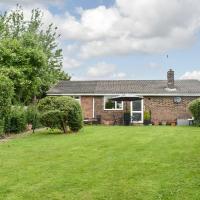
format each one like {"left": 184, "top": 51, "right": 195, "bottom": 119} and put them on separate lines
{"left": 188, "top": 98, "right": 200, "bottom": 125}
{"left": 38, "top": 96, "right": 83, "bottom": 133}
{"left": 0, "top": 5, "right": 70, "bottom": 104}
{"left": 0, "top": 75, "right": 14, "bottom": 119}
{"left": 26, "top": 105, "right": 40, "bottom": 133}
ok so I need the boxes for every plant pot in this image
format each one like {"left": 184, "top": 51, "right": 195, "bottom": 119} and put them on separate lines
{"left": 171, "top": 121, "right": 176, "bottom": 126}
{"left": 123, "top": 113, "right": 130, "bottom": 126}
{"left": 144, "top": 120, "right": 151, "bottom": 125}
{"left": 154, "top": 121, "right": 159, "bottom": 126}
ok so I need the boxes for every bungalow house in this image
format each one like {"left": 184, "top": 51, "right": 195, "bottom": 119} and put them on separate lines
{"left": 47, "top": 69, "right": 200, "bottom": 125}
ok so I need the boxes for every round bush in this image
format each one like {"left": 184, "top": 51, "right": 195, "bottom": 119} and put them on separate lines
{"left": 40, "top": 110, "right": 65, "bottom": 130}
{"left": 68, "top": 102, "right": 83, "bottom": 132}
{"left": 188, "top": 98, "right": 200, "bottom": 125}
{"left": 4, "top": 106, "right": 27, "bottom": 134}
{"left": 38, "top": 96, "right": 83, "bottom": 133}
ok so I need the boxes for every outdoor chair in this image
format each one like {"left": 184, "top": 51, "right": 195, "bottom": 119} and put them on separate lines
{"left": 112, "top": 113, "right": 118, "bottom": 125}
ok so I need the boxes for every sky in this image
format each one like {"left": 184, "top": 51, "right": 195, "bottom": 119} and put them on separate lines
{"left": 0, "top": 0, "right": 200, "bottom": 81}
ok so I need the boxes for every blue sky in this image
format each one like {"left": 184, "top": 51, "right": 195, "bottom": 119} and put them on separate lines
{"left": 0, "top": 0, "right": 200, "bottom": 80}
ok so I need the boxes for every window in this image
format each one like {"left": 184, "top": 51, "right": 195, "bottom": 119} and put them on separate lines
{"left": 71, "top": 96, "right": 81, "bottom": 104}
{"left": 104, "top": 96, "right": 123, "bottom": 110}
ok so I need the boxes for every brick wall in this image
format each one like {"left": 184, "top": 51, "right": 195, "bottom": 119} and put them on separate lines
{"left": 94, "top": 97, "right": 127, "bottom": 125}
{"left": 80, "top": 96, "right": 93, "bottom": 118}
{"left": 80, "top": 96, "right": 199, "bottom": 124}
{"left": 144, "top": 96, "right": 198, "bottom": 123}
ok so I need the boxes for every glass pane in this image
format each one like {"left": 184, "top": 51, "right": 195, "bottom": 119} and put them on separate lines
{"left": 74, "top": 96, "right": 80, "bottom": 100}
{"left": 105, "top": 96, "right": 122, "bottom": 110}
{"left": 132, "top": 113, "right": 142, "bottom": 122}
{"left": 71, "top": 96, "right": 80, "bottom": 103}
{"left": 132, "top": 100, "right": 141, "bottom": 111}
{"left": 105, "top": 99, "right": 115, "bottom": 109}
{"left": 116, "top": 101, "right": 123, "bottom": 109}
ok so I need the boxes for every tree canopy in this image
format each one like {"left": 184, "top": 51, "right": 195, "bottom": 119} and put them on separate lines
{"left": 0, "top": 75, "right": 14, "bottom": 118}
{"left": 0, "top": 5, "right": 70, "bottom": 104}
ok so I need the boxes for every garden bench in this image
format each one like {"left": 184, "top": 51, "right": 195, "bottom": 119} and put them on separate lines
{"left": 84, "top": 115, "right": 101, "bottom": 125}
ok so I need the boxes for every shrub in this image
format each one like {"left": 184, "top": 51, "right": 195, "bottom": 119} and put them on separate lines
{"left": 0, "top": 120, "right": 4, "bottom": 137}
{"left": 188, "top": 98, "right": 200, "bottom": 125}
{"left": 40, "top": 110, "right": 65, "bottom": 131}
{"left": 143, "top": 111, "right": 151, "bottom": 125}
{"left": 38, "top": 96, "right": 83, "bottom": 133}
{"left": 144, "top": 111, "right": 151, "bottom": 121}
{"left": 26, "top": 105, "right": 41, "bottom": 132}
{"left": 0, "top": 75, "right": 14, "bottom": 118}
{"left": 4, "top": 106, "right": 27, "bottom": 134}
{"left": 68, "top": 102, "right": 83, "bottom": 132}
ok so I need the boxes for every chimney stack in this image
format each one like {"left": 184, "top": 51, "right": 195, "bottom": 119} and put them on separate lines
{"left": 167, "top": 69, "right": 174, "bottom": 89}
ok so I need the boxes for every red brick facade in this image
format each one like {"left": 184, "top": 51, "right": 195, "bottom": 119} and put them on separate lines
{"left": 144, "top": 96, "right": 197, "bottom": 123}
{"left": 80, "top": 96, "right": 94, "bottom": 118}
{"left": 80, "top": 96, "right": 199, "bottom": 124}
{"left": 94, "top": 97, "right": 125, "bottom": 124}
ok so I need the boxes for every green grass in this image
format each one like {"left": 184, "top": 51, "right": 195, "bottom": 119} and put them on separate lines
{"left": 0, "top": 126, "right": 200, "bottom": 200}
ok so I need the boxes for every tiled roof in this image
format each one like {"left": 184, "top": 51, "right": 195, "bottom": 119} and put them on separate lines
{"left": 47, "top": 80, "right": 200, "bottom": 96}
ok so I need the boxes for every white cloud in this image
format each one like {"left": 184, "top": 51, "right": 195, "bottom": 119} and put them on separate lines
{"left": 180, "top": 70, "right": 200, "bottom": 80}
{"left": 84, "top": 62, "right": 126, "bottom": 80}
{"left": 71, "top": 62, "right": 127, "bottom": 80}
{"left": 4, "top": 0, "right": 200, "bottom": 59}
{"left": 87, "top": 62, "right": 116, "bottom": 78}
{"left": 148, "top": 62, "right": 162, "bottom": 69}
{"left": 2, "top": 0, "right": 200, "bottom": 77}
{"left": 52, "top": 0, "right": 200, "bottom": 58}
{"left": 63, "top": 57, "right": 81, "bottom": 69}
{"left": 113, "top": 72, "right": 127, "bottom": 79}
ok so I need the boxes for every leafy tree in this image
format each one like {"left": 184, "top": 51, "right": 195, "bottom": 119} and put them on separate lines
{"left": 0, "top": 5, "right": 70, "bottom": 104}
{"left": 0, "top": 75, "right": 14, "bottom": 118}
{"left": 0, "top": 75, "right": 14, "bottom": 135}
{"left": 189, "top": 98, "right": 200, "bottom": 125}
{"left": 26, "top": 105, "right": 41, "bottom": 133}
{"left": 38, "top": 96, "right": 83, "bottom": 133}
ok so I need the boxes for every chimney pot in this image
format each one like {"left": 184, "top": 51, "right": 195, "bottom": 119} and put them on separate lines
{"left": 167, "top": 69, "right": 175, "bottom": 89}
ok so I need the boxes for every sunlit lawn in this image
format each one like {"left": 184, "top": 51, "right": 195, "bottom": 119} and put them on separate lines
{"left": 0, "top": 126, "right": 200, "bottom": 200}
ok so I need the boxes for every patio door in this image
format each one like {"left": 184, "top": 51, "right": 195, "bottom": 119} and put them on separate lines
{"left": 131, "top": 99, "right": 144, "bottom": 123}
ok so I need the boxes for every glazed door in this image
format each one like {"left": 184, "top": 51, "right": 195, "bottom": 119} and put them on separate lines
{"left": 131, "top": 99, "right": 144, "bottom": 123}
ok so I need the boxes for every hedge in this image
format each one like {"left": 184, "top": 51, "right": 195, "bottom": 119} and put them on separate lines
{"left": 0, "top": 75, "right": 14, "bottom": 118}
{"left": 4, "top": 106, "right": 27, "bottom": 134}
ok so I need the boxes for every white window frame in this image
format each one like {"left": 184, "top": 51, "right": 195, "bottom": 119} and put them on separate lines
{"left": 71, "top": 96, "right": 81, "bottom": 104}
{"left": 104, "top": 96, "right": 123, "bottom": 111}
{"left": 130, "top": 99, "right": 144, "bottom": 123}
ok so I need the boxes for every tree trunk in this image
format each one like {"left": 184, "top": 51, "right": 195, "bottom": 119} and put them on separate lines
{"left": 33, "top": 95, "right": 37, "bottom": 104}
{"left": 61, "top": 121, "right": 67, "bottom": 134}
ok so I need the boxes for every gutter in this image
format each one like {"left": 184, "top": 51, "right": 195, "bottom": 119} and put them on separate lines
{"left": 47, "top": 93, "right": 200, "bottom": 97}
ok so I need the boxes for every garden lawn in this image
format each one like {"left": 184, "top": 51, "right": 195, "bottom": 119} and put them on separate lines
{"left": 0, "top": 126, "right": 200, "bottom": 200}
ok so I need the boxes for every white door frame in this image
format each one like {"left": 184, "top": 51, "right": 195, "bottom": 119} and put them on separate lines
{"left": 130, "top": 99, "right": 144, "bottom": 123}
